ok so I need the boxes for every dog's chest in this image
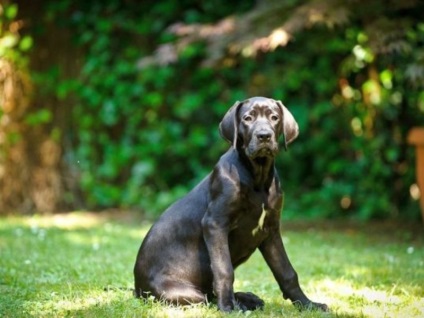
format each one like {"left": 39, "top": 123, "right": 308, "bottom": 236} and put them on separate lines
{"left": 227, "top": 186, "right": 282, "bottom": 265}
{"left": 251, "top": 203, "right": 268, "bottom": 236}
{"left": 228, "top": 200, "right": 276, "bottom": 265}
{"left": 232, "top": 190, "right": 281, "bottom": 236}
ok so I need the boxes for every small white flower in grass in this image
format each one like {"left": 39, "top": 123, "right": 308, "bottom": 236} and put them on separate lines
{"left": 31, "top": 225, "right": 39, "bottom": 234}
{"left": 407, "top": 246, "right": 414, "bottom": 254}
{"left": 38, "top": 229, "right": 46, "bottom": 240}
{"left": 385, "top": 254, "right": 395, "bottom": 263}
{"left": 14, "top": 228, "right": 23, "bottom": 237}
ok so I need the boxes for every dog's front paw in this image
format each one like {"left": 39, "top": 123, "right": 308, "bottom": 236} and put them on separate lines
{"left": 293, "top": 300, "right": 329, "bottom": 312}
{"left": 310, "top": 302, "right": 329, "bottom": 312}
{"left": 217, "top": 298, "right": 236, "bottom": 312}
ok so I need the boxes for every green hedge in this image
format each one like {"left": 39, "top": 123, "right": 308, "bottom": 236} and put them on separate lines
{"left": 28, "top": 1, "right": 424, "bottom": 219}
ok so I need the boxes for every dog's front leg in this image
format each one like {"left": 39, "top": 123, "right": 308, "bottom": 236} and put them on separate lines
{"left": 259, "top": 229, "right": 329, "bottom": 311}
{"left": 202, "top": 210, "right": 236, "bottom": 312}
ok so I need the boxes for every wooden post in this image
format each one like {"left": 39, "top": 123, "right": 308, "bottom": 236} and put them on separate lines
{"left": 407, "top": 128, "right": 424, "bottom": 222}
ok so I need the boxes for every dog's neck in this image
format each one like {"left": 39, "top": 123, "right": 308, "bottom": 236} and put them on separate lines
{"left": 251, "top": 157, "right": 275, "bottom": 191}
{"left": 238, "top": 149, "right": 275, "bottom": 191}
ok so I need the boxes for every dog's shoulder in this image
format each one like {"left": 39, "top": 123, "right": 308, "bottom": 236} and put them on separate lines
{"left": 211, "top": 148, "right": 248, "bottom": 182}
{"left": 208, "top": 148, "right": 259, "bottom": 202}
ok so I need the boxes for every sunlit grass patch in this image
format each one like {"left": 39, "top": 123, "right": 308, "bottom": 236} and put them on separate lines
{"left": 0, "top": 213, "right": 422, "bottom": 317}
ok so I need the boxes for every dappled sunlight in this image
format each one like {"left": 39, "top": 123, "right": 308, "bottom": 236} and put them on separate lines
{"left": 1, "top": 211, "right": 150, "bottom": 240}
{"left": 21, "top": 211, "right": 136, "bottom": 230}
{"left": 21, "top": 288, "right": 131, "bottom": 316}
{"left": 27, "top": 212, "right": 105, "bottom": 229}
{"left": 23, "top": 288, "right": 213, "bottom": 318}
{"left": 344, "top": 265, "right": 370, "bottom": 279}
{"left": 59, "top": 221, "right": 150, "bottom": 248}
{"left": 231, "top": 231, "right": 423, "bottom": 317}
{"left": 311, "top": 278, "right": 424, "bottom": 318}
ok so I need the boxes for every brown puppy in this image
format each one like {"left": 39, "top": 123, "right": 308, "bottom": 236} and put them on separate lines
{"left": 134, "top": 97, "right": 328, "bottom": 312}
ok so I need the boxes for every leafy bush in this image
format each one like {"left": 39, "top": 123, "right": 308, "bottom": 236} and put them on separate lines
{"left": 19, "top": 0, "right": 424, "bottom": 219}
{"left": 47, "top": 0, "right": 256, "bottom": 213}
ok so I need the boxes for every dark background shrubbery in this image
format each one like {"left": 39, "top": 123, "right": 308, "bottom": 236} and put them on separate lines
{"left": 1, "top": 0, "right": 423, "bottom": 220}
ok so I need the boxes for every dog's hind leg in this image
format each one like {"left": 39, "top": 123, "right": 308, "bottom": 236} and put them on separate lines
{"left": 154, "top": 280, "right": 207, "bottom": 306}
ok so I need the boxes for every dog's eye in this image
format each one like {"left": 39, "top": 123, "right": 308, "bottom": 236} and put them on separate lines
{"left": 243, "top": 115, "right": 253, "bottom": 122}
{"left": 271, "top": 115, "right": 279, "bottom": 122}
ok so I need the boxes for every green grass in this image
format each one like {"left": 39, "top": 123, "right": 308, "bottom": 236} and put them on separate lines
{"left": 0, "top": 212, "right": 423, "bottom": 317}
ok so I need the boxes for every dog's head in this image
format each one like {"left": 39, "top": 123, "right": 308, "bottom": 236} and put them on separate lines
{"left": 219, "top": 97, "right": 299, "bottom": 160}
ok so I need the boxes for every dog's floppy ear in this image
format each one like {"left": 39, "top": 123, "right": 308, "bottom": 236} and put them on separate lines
{"left": 276, "top": 100, "right": 299, "bottom": 150}
{"left": 219, "top": 101, "right": 243, "bottom": 148}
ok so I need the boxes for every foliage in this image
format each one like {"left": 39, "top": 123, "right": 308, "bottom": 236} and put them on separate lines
{"left": 141, "top": 0, "right": 424, "bottom": 219}
{"left": 0, "top": 2, "right": 61, "bottom": 214}
{"left": 0, "top": 213, "right": 423, "bottom": 317}
{"left": 14, "top": 0, "right": 424, "bottom": 218}
{"left": 0, "top": 2, "right": 32, "bottom": 65}
{"left": 43, "top": 0, "right": 256, "bottom": 213}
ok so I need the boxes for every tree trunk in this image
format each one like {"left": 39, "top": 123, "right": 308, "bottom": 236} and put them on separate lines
{"left": 0, "top": 57, "right": 63, "bottom": 214}
{"left": 0, "top": 1, "right": 67, "bottom": 214}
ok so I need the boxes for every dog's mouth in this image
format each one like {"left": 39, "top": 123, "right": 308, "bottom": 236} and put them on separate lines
{"left": 249, "top": 147, "right": 276, "bottom": 163}
{"left": 253, "top": 156, "right": 269, "bottom": 165}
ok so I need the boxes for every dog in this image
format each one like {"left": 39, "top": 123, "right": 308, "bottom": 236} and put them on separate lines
{"left": 134, "top": 96, "right": 328, "bottom": 312}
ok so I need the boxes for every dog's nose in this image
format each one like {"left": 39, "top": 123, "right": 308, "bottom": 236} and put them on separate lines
{"left": 257, "top": 132, "right": 272, "bottom": 143}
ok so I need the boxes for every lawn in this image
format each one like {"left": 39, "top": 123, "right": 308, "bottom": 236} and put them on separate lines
{"left": 0, "top": 212, "right": 423, "bottom": 318}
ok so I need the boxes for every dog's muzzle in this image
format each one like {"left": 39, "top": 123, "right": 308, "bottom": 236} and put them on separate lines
{"left": 246, "top": 128, "right": 278, "bottom": 159}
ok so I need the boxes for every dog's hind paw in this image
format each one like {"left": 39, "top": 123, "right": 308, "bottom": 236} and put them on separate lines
{"left": 234, "top": 292, "right": 265, "bottom": 311}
